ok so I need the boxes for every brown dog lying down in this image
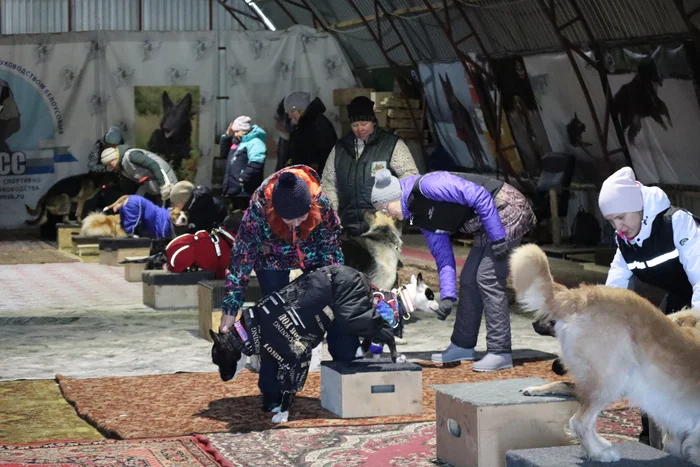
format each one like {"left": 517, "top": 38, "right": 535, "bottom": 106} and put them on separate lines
{"left": 521, "top": 307, "right": 700, "bottom": 398}
{"left": 511, "top": 244, "right": 700, "bottom": 464}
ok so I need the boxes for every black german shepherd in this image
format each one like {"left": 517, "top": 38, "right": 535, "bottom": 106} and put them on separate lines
{"left": 147, "top": 91, "right": 193, "bottom": 172}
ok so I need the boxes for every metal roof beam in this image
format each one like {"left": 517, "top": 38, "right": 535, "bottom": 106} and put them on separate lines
{"left": 325, "top": 1, "right": 451, "bottom": 31}
{"left": 536, "top": 0, "right": 631, "bottom": 177}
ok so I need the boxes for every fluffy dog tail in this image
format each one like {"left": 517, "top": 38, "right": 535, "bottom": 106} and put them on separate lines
{"left": 81, "top": 212, "right": 120, "bottom": 237}
{"left": 510, "top": 244, "right": 557, "bottom": 318}
{"left": 24, "top": 195, "right": 47, "bottom": 226}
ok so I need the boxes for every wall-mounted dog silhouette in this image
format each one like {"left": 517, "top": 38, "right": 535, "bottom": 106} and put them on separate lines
{"left": 439, "top": 73, "right": 488, "bottom": 171}
{"left": 612, "top": 57, "right": 672, "bottom": 145}
{"left": 147, "top": 91, "right": 193, "bottom": 172}
{"left": 0, "top": 80, "right": 21, "bottom": 153}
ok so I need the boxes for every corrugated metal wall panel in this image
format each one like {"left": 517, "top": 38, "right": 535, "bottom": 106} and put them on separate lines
{"left": 141, "top": 0, "right": 209, "bottom": 31}
{"left": 1, "top": 0, "right": 271, "bottom": 34}
{"left": 2, "top": 0, "right": 68, "bottom": 34}
{"left": 72, "top": 0, "right": 139, "bottom": 31}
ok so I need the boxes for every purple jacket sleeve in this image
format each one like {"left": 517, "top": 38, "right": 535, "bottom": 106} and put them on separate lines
{"left": 120, "top": 198, "right": 142, "bottom": 235}
{"left": 419, "top": 172, "right": 506, "bottom": 242}
{"left": 421, "top": 228, "right": 457, "bottom": 300}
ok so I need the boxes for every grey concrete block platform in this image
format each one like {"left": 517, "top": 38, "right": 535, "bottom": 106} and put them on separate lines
{"left": 433, "top": 377, "right": 579, "bottom": 467}
{"left": 506, "top": 442, "right": 695, "bottom": 466}
{"left": 142, "top": 270, "right": 215, "bottom": 309}
{"left": 321, "top": 358, "right": 422, "bottom": 418}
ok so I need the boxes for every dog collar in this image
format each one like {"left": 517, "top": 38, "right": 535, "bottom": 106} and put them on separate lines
{"left": 398, "top": 286, "right": 415, "bottom": 316}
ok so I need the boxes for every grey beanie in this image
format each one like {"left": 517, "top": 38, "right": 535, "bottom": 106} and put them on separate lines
{"left": 104, "top": 126, "right": 122, "bottom": 145}
{"left": 284, "top": 91, "right": 311, "bottom": 113}
{"left": 371, "top": 168, "right": 402, "bottom": 206}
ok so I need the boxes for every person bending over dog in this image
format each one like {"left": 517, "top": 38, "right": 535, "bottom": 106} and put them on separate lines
{"left": 102, "top": 186, "right": 189, "bottom": 239}
{"left": 598, "top": 166, "right": 700, "bottom": 444}
{"left": 211, "top": 264, "right": 432, "bottom": 424}
{"left": 371, "top": 168, "right": 537, "bottom": 372}
{"left": 100, "top": 144, "right": 178, "bottom": 205}
{"left": 220, "top": 165, "right": 344, "bottom": 411}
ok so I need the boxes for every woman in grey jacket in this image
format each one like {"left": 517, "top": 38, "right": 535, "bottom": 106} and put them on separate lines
{"left": 101, "top": 145, "right": 178, "bottom": 204}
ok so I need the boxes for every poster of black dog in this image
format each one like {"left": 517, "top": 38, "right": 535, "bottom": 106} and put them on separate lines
{"left": 134, "top": 85, "right": 200, "bottom": 175}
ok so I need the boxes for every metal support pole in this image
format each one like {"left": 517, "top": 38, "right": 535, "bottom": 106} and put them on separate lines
{"left": 281, "top": 0, "right": 329, "bottom": 31}
{"left": 536, "top": 0, "right": 630, "bottom": 175}
{"left": 67, "top": 0, "right": 72, "bottom": 32}
{"left": 672, "top": 0, "right": 700, "bottom": 46}
{"left": 272, "top": 0, "right": 299, "bottom": 25}
{"left": 217, "top": 0, "right": 249, "bottom": 30}
{"left": 420, "top": 0, "right": 524, "bottom": 183}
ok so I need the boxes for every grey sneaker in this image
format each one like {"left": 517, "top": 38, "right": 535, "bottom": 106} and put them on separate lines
{"left": 472, "top": 353, "right": 513, "bottom": 372}
{"left": 431, "top": 343, "right": 475, "bottom": 363}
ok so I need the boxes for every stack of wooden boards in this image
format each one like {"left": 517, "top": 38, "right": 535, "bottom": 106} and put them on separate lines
{"left": 333, "top": 88, "right": 427, "bottom": 143}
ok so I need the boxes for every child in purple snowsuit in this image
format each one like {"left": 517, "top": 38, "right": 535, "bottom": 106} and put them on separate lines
{"left": 371, "top": 169, "right": 536, "bottom": 372}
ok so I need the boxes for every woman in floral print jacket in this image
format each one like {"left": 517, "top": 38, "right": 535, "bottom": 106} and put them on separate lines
{"left": 220, "top": 165, "right": 345, "bottom": 407}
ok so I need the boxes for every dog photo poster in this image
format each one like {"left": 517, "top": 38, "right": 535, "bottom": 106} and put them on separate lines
{"left": 134, "top": 85, "right": 201, "bottom": 181}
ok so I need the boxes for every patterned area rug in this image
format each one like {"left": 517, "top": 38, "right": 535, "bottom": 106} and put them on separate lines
{"left": 207, "top": 412, "right": 642, "bottom": 467}
{"left": 0, "top": 248, "right": 79, "bottom": 264}
{"left": 57, "top": 360, "right": 571, "bottom": 439}
{"left": 209, "top": 422, "right": 442, "bottom": 467}
{"left": 0, "top": 380, "right": 102, "bottom": 444}
{"left": 0, "top": 435, "right": 233, "bottom": 467}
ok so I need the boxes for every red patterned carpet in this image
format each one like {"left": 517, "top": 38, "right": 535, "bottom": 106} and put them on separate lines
{"left": 0, "top": 435, "right": 232, "bottom": 467}
{"left": 57, "top": 359, "right": 572, "bottom": 439}
{"left": 206, "top": 411, "right": 642, "bottom": 467}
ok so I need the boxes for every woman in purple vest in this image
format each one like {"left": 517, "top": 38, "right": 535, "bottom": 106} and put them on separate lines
{"left": 371, "top": 169, "right": 536, "bottom": 372}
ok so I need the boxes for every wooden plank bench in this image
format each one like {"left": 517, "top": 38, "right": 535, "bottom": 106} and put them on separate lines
{"left": 71, "top": 235, "right": 102, "bottom": 257}
{"left": 143, "top": 270, "right": 216, "bottom": 309}
{"left": 99, "top": 237, "right": 152, "bottom": 266}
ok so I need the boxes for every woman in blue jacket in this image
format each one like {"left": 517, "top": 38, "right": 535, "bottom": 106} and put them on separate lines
{"left": 220, "top": 116, "right": 267, "bottom": 211}
{"left": 371, "top": 169, "right": 536, "bottom": 372}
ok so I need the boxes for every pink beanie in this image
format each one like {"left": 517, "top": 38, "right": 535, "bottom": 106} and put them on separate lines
{"left": 232, "top": 116, "right": 251, "bottom": 132}
{"left": 598, "top": 167, "right": 643, "bottom": 217}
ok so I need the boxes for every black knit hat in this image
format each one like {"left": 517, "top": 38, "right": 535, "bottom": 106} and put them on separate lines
{"left": 347, "top": 96, "right": 376, "bottom": 123}
{"left": 271, "top": 171, "right": 312, "bottom": 220}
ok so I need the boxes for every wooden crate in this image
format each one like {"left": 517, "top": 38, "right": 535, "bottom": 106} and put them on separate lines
{"left": 57, "top": 223, "right": 81, "bottom": 250}
{"left": 333, "top": 88, "right": 374, "bottom": 106}
{"left": 370, "top": 91, "right": 398, "bottom": 105}
{"left": 434, "top": 378, "right": 578, "bottom": 467}
{"left": 386, "top": 108, "right": 414, "bottom": 119}
{"left": 393, "top": 129, "right": 428, "bottom": 140}
{"left": 387, "top": 118, "right": 415, "bottom": 129}
{"left": 379, "top": 97, "right": 421, "bottom": 109}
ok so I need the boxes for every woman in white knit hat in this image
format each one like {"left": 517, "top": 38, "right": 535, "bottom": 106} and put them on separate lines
{"left": 599, "top": 166, "right": 700, "bottom": 444}
{"left": 219, "top": 115, "right": 267, "bottom": 211}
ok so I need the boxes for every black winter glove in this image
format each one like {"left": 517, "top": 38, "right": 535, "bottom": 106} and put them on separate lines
{"left": 372, "top": 321, "right": 396, "bottom": 345}
{"left": 436, "top": 298, "right": 455, "bottom": 321}
{"left": 491, "top": 239, "right": 510, "bottom": 260}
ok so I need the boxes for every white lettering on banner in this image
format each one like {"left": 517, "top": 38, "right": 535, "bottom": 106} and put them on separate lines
{"left": 627, "top": 249, "right": 680, "bottom": 270}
